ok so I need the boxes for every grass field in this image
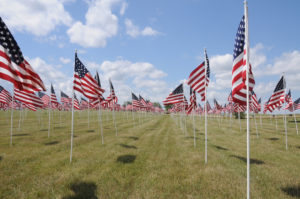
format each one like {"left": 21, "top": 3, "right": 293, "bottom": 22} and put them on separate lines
{"left": 0, "top": 110, "right": 300, "bottom": 198}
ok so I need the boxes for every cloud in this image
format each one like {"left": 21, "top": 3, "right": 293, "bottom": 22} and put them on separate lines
{"left": 120, "top": 1, "right": 128, "bottom": 16}
{"left": 0, "top": 0, "right": 72, "bottom": 36}
{"left": 125, "top": 18, "right": 159, "bottom": 38}
{"left": 59, "top": 57, "right": 71, "bottom": 64}
{"left": 67, "top": 0, "right": 122, "bottom": 47}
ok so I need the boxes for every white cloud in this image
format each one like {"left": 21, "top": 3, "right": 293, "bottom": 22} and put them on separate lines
{"left": 59, "top": 57, "right": 71, "bottom": 64}
{"left": 125, "top": 18, "right": 159, "bottom": 38}
{"left": 0, "top": 0, "right": 72, "bottom": 36}
{"left": 67, "top": 0, "right": 122, "bottom": 47}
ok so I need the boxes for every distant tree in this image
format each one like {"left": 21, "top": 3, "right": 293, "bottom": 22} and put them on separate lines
{"left": 164, "top": 104, "right": 172, "bottom": 111}
{"left": 234, "top": 112, "right": 245, "bottom": 119}
{"left": 123, "top": 101, "right": 132, "bottom": 107}
{"left": 153, "top": 102, "right": 162, "bottom": 108}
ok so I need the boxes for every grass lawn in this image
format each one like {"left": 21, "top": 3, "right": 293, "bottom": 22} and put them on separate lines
{"left": 0, "top": 110, "right": 300, "bottom": 198}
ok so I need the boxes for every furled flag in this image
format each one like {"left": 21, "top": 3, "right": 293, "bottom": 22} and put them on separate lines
{"left": 0, "top": 85, "right": 12, "bottom": 105}
{"left": 163, "top": 84, "right": 184, "bottom": 105}
{"left": 132, "top": 93, "right": 141, "bottom": 108}
{"left": 187, "top": 50, "right": 210, "bottom": 101}
{"left": 0, "top": 17, "right": 45, "bottom": 92}
{"left": 73, "top": 94, "right": 80, "bottom": 110}
{"left": 284, "top": 89, "right": 293, "bottom": 111}
{"left": 50, "top": 84, "right": 59, "bottom": 107}
{"left": 106, "top": 79, "right": 118, "bottom": 106}
{"left": 293, "top": 98, "right": 300, "bottom": 110}
{"left": 38, "top": 91, "right": 50, "bottom": 108}
{"left": 14, "top": 88, "right": 43, "bottom": 111}
{"left": 232, "top": 16, "right": 255, "bottom": 105}
{"left": 266, "top": 76, "right": 286, "bottom": 112}
{"left": 73, "top": 53, "right": 103, "bottom": 100}
{"left": 187, "top": 87, "right": 197, "bottom": 114}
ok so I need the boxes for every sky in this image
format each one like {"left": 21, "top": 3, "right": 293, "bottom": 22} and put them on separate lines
{"left": 0, "top": 0, "right": 300, "bottom": 110}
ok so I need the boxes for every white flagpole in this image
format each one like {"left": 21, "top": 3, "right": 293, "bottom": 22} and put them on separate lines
{"left": 292, "top": 105, "right": 298, "bottom": 135}
{"left": 260, "top": 114, "right": 262, "bottom": 129}
{"left": 98, "top": 103, "right": 104, "bottom": 144}
{"left": 238, "top": 111, "right": 242, "bottom": 132}
{"left": 254, "top": 113, "right": 258, "bottom": 138}
{"left": 275, "top": 114, "right": 278, "bottom": 131}
{"left": 18, "top": 103, "right": 22, "bottom": 131}
{"left": 10, "top": 95, "right": 14, "bottom": 146}
{"left": 113, "top": 103, "right": 117, "bottom": 136}
{"left": 88, "top": 100, "right": 90, "bottom": 129}
{"left": 244, "top": 1, "right": 250, "bottom": 198}
{"left": 204, "top": 48, "right": 208, "bottom": 164}
{"left": 70, "top": 89, "right": 75, "bottom": 163}
{"left": 48, "top": 87, "right": 52, "bottom": 138}
{"left": 193, "top": 110, "right": 196, "bottom": 148}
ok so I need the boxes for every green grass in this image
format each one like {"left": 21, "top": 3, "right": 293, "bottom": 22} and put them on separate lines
{"left": 0, "top": 110, "right": 300, "bottom": 198}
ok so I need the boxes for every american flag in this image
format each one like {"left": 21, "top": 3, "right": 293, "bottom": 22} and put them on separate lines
{"left": 293, "top": 97, "right": 300, "bottom": 110}
{"left": 38, "top": 91, "right": 50, "bottom": 108}
{"left": 284, "top": 89, "right": 293, "bottom": 111}
{"left": 73, "top": 94, "right": 80, "bottom": 110}
{"left": 206, "top": 101, "right": 211, "bottom": 112}
{"left": 187, "top": 50, "right": 210, "bottom": 101}
{"left": 0, "top": 85, "right": 12, "bottom": 105}
{"left": 50, "top": 84, "right": 59, "bottom": 107}
{"left": 132, "top": 92, "right": 141, "bottom": 108}
{"left": 0, "top": 17, "right": 45, "bottom": 92}
{"left": 61, "top": 91, "right": 71, "bottom": 104}
{"left": 232, "top": 16, "right": 255, "bottom": 105}
{"left": 234, "top": 103, "right": 246, "bottom": 112}
{"left": 228, "top": 91, "right": 233, "bottom": 103}
{"left": 250, "top": 91, "right": 259, "bottom": 112}
{"left": 187, "top": 87, "right": 197, "bottom": 114}
{"left": 214, "top": 99, "right": 222, "bottom": 110}
{"left": 80, "top": 97, "right": 89, "bottom": 109}
{"left": 14, "top": 88, "right": 43, "bottom": 111}
{"left": 163, "top": 84, "right": 184, "bottom": 105}
{"left": 73, "top": 53, "right": 103, "bottom": 100}
{"left": 106, "top": 79, "right": 118, "bottom": 106}
{"left": 139, "top": 95, "right": 148, "bottom": 108}
{"left": 266, "top": 76, "right": 286, "bottom": 112}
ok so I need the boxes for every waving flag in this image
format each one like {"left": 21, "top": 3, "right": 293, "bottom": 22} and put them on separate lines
{"left": 73, "top": 94, "right": 80, "bottom": 110}
{"left": 61, "top": 91, "right": 71, "bottom": 104}
{"left": 232, "top": 16, "right": 255, "bottom": 105}
{"left": 266, "top": 76, "right": 286, "bottom": 112}
{"left": 163, "top": 84, "right": 184, "bottom": 105}
{"left": 0, "top": 85, "right": 12, "bottom": 105}
{"left": 50, "top": 84, "right": 59, "bottom": 106}
{"left": 187, "top": 50, "right": 210, "bottom": 101}
{"left": 293, "top": 98, "right": 300, "bottom": 110}
{"left": 187, "top": 87, "right": 197, "bottom": 114}
{"left": 73, "top": 53, "right": 103, "bottom": 100}
{"left": 132, "top": 93, "right": 141, "bottom": 108}
{"left": 38, "top": 91, "right": 50, "bottom": 108}
{"left": 284, "top": 89, "right": 293, "bottom": 111}
{"left": 214, "top": 99, "right": 222, "bottom": 110}
{"left": 139, "top": 95, "right": 148, "bottom": 108}
{"left": 250, "top": 91, "right": 259, "bottom": 112}
{"left": 106, "top": 79, "right": 118, "bottom": 106}
{"left": 14, "top": 89, "right": 43, "bottom": 110}
{"left": 0, "top": 17, "right": 45, "bottom": 92}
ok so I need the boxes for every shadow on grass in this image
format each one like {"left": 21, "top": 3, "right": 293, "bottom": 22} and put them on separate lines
{"left": 44, "top": 141, "right": 59, "bottom": 146}
{"left": 54, "top": 126, "right": 64, "bottom": 129}
{"left": 213, "top": 145, "right": 228, "bottom": 151}
{"left": 63, "top": 181, "right": 98, "bottom": 199}
{"left": 267, "top": 137, "right": 279, "bottom": 141}
{"left": 230, "top": 155, "right": 265, "bottom": 165}
{"left": 281, "top": 185, "right": 300, "bottom": 198}
{"left": 185, "top": 136, "right": 200, "bottom": 140}
{"left": 117, "top": 155, "right": 136, "bottom": 164}
{"left": 119, "top": 144, "right": 137, "bottom": 149}
{"left": 289, "top": 120, "right": 300, "bottom": 123}
{"left": 40, "top": 129, "right": 48, "bottom": 132}
{"left": 128, "top": 136, "right": 139, "bottom": 140}
{"left": 297, "top": 146, "right": 300, "bottom": 149}
{"left": 13, "top": 133, "right": 29, "bottom": 137}
{"left": 87, "top": 130, "right": 95, "bottom": 133}
{"left": 0, "top": 156, "right": 2, "bottom": 161}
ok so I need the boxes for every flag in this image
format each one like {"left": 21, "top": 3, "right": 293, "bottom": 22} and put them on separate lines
{"left": 232, "top": 16, "right": 255, "bottom": 105}
{"left": 293, "top": 98, "right": 300, "bottom": 110}
{"left": 234, "top": 103, "right": 246, "bottom": 112}
{"left": 73, "top": 53, "right": 103, "bottom": 100}
{"left": 250, "top": 91, "right": 259, "bottom": 112}
{"left": 132, "top": 93, "right": 141, "bottom": 108}
{"left": 73, "top": 94, "right": 80, "bottom": 110}
{"left": 163, "top": 84, "right": 184, "bottom": 105}
{"left": 38, "top": 91, "right": 50, "bottom": 108}
{"left": 106, "top": 79, "right": 118, "bottom": 106}
{"left": 266, "top": 76, "right": 286, "bottom": 112}
{"left": 61, "top": 91, "right": 71, "bottom": 104}
{"left": 228, "top": 91, "right": 233, "bottom": 103}
{"left": 0, "top": 85, "right": 12, "bottom": 105}
{"left": 187, "top": 50, "right": 210, "bottom": 101}
{"left": 284, "top": 89, "right": 293, "bottom": 111}
{"left": 206, "top": 101, "right": 211, "bottom": 112}
{"left": 214, "top": 99, "right": 222, "bottom": 110}
{"left": 50, "top": 84, "right": 59, "bottom": 107}
{"left": 0, "top": 17, "right": 45, "bottom": 92}
{"left": 187, "top": 87, "right": 197, "bottom": 114}
{"left": 139, "top": 95, "right": 148, "bottom": 108}
{"left": 14, "top": 88, "right": 43, "bottom": 111}
{"left": 80, "top": 97, "right": 88, "bottom": 109}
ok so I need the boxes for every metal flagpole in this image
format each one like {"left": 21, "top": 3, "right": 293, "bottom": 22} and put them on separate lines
{"left": 113, "top": 102, "right": 118, "bottom": 136}
{"left": 204, "top": 48, "right": 208, "bottom": 164}
{"left": 88, "top": 99, "right": 90, "bottom": 129}
{"left": 292, "top": 105, "right": 298, "bottom": 135}
{"left": 10, "top": 95, "right": 14, "bottom": 146}
{"left": 48, "top": 87, "right": 52, "bottom": 138}
{"left": 260, "top": 115, "right": 262, "bottom": 129}
{"left": 98, "top": 103, "right": 104, "bottom": 144}
{"left": 193, "top": 110, "right": 196, "bottom": 148}
{"left": 70, "top": 51, "right": 76, "bottom": 163}
{"left": 254, "top": 113, "right": 258, "bottom": 138}
{"left": 244, "top": 1, "right": 250, "bottom": 198}
{"left": 238, "top": 111, "right": 241, "bottom": 132}
{"left": 275, "top": 114, "right": 278, "bottom": 131}
{"left": 18, "top": 103, "right": 22, "bottom": 131}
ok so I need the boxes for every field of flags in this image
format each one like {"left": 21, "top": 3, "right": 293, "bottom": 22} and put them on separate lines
{"left": 0, "top": 1, "right": 300, "bottom": 198}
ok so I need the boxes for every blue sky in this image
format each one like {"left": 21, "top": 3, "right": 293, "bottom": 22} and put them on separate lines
{"left": 0, "top": 0, "right": 300, "bottom": 109}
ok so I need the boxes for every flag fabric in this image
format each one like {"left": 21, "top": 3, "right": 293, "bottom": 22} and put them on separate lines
{"left": 38, "top": 91, "right": 50, "bottom": 108}
{"left": 232, "top": 16, "right": 255, "bottom": 105}
{"left": 80, "top": 97, "right": 89, "bottom": 109}
{"left": 206, "top": 101, "right": 211, "bottom": 112}
{"left": 266, "top": 76, "right": 286, "bottom": 112}
{"left": 14, "top": 88, "right": 43, "bottom": 110}
{"left": 132, "top": 93, "right": 141, "bottom": 108}
{"left": 139, "top": 95, "right": 148, "bottom": 108}
{"left": 73, "top": 53, "right": 103, "bottom": 100}
{"left": 234, "top": 103, "right": 246, "bottom": 112}
{"left": 187, "top": 50, "right": 210, "bottom": 101}
{"left": 61, "top": 91, "right": 71, "bottom": 104}
{"left": 228, "top": 91, "right": 233, "bottom": 103}
{"left": 250, "top": 91, "right": 259, "bottom": 112}
{"left": 0, "top": 85, "right": 12, "bottom": 104}
{"left": 106, "top": 79, "right": 118, "bottom": 106}
{"left": 0, "top": 17, "right": 45, "bottom": 92}
{"left": 214, "top": 99, "right": 222, "bottom": 110}
{"left": 50, "top": 84, "right": 59, "bottom": 106}
{"left": 284, "top": 89, "right": 293, "bottom": 111}
{"left": 163, "top": 84, "right": 184, "bottom": 105}
{"left": 293, "top": 98, "right": 300, "bottom": 110}
{"left": 187, "top": 87, "right": 197, "bottom": 114}
{"left": 73, "top": 94, "right": 80, "bottom": 110}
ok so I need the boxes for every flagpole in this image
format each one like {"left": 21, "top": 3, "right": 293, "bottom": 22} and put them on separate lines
{"left": 244, "top": 1, "right": 250, "bottom": 198}
{"left": 98, "top": 103, "right": 104, "bottom": 144}
{"left": 70, "top": 51, "right": 76, "bottom": 163}
{"left": 48, "top": 85, "right": 52, "bottom": 138}
{"left": 10, "top": 94, "right": 14, "bottom": 146}
{"left": 204, "top": 48, "right": 208, "bottom": 164}
{"left": 292, "top": 105, "right": 298, "bottom": 135}
{"left": 88, "top": 99, "right": 90, "bottom": 129}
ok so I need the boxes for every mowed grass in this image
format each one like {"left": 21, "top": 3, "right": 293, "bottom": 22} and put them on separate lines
{"left": 0, "top": 110, "right": 300, "bottom": 199}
